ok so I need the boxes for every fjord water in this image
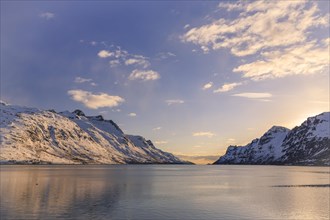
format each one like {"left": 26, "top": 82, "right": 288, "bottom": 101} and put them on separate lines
{"left": 0, "top": 165, "right": 329, "bottom": 220}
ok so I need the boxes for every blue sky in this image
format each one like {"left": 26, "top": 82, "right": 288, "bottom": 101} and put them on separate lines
{"left": 1, "top": 1, "right": 329, "bottom": 163}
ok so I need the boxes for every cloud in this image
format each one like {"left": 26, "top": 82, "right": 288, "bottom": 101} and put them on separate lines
{"left": 182, "top": 1, "right": 329, "bottom": 79}
{"left": 165, "top": 99, "right": 184, "bottom": 105}
{"left": 153, "top": 127, "right": 162, "bottom": 131}
{"left": 98, "top": 50, "right": 113, "bottom": 58}
{"left": 156, "top": 52, "right": 176, "bottom": 60}
{"left": 74, "top": 77, "right": 92, "bottom": 83}
{"left": 97, "top": 46, "right": 150, "bottom": 68}
{"left": 233, "top": 41, "right": 330, "bottom": 81}
{"left": 202, "top": 82, "right": 213, "bottom": 90}
{"left": 232, "top": 92, "right": 272, "bottom": 100}
{"left": 213, "top": 82, "right": 242, "bottom": 93}
{"left": 128, "top": 112, "right": 137, "bottom": 117}
{"left": 39, "top": 12, "right": 55, "bottom": 20}
{"left": 74, "top": 77, "right": 96, "bottom": 86}
{"left": 193, "top": 132, "right": 216, "bottom": 138}
{"left": 125, "top": 56, "right": 150, "bottom": 68}
{"left": 67, "top": 89, "right": 125, "bottom": 109}
{"left": 154, "top": 141, "right": 168, "bottom": 145}
{"left": 128, "top": 69, "right": 160, "bottom": 81}
{"left": 109, "top": 60, "right": 120, "bottom": 67}
{"left": 184, "top": 24, "right": 190, "bottom": 29}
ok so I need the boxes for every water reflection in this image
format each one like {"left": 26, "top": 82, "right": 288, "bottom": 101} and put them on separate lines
{"left": 0, "top": 165, "right": 329, "bottom": 220}
{"left": 0, "top": 166, "right": 125, "bottom": 219}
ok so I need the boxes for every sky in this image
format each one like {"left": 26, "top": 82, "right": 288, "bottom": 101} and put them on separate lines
{"left": 1, "top": 1, "right": 329, "bottom": 164}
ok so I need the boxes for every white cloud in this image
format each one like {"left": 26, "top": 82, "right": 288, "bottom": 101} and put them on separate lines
{"left": 193, "top": 132, "right": 216, "bottom": 138}
{"left": 97, "top": 46, "right": 150, "bottom": 68}
{"left": 109, "top": 60, "right": 120, "bottom": 67}
{"left": 39, "top": 12, "right": 55, "bottom": 20}
{"left": 156, "top": 52, "right": 176, "bottom": 60}
{"left": 74, "top": 77, "right": 92, "bottom": 84}
{"left": 74, "top": 77, "right": 96, "bottom": 86}
{"left": 232, "top": 92, "right": 272, "bottom": 100}
{"left": 202, "top": 82, "right": 213, "bottom": 90}
{"left": 128, "top": 69, "right": 160, "bottom": 81}
{"left": 125, "top": 56, "right": 150, "bottom": 68}
{"left": 154, "top": 141, "right": 168, "bottom": 145}
{"left": 153, "top": 127, "right": 162, "bottom": 131}
{"left": 233, "top": 42, "right": 329, "bottom": 81}
{"left": 183, "top": 1, "right": 328, "bottom": 56}
{"left": 213, "top": 82, "right": 242, "bottom": 93}
{"left": 98, "top": 50, "right": 113, "bottom": 58}
{"left": 165, "top": 99, "right": 184, "bottom": 105}
{"left": 184, "top": 24, "right": 190, "bottom": 29}
{"left": 182, "top": 1, "right": 329, "bottom": 80}
{"left": 67, "top": 89, "right": 125, "bottom": 109}
{"left": 128, "top": 113, "right": 137, "bottom": 117}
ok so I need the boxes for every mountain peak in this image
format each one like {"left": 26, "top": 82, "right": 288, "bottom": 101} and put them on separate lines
{"left": 0, "top": 100, "right": 9, "bottom": 106}
{"left": 214, "top": 112, "right": 330, "bottom": 166}
{"left": 72, "top": 109, "right": 85, "bottom": 116}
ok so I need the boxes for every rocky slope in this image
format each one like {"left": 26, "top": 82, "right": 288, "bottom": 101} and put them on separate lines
{"left": 0, "top": 102, "right": 186, "bottom": 164}
{"left": 214, "top": 112, "right": 330, "bottom": 166}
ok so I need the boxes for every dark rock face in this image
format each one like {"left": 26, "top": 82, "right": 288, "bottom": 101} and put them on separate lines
{"left": 214, "top": 112, "right": 330, "bottom": 166}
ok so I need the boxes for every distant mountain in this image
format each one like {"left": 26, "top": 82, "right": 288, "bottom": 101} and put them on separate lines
{"left": 0, "top": 102, "right": 188, "bottom": 164}
{"left": 214, "top": 112, "right": 330, "bottom": 166}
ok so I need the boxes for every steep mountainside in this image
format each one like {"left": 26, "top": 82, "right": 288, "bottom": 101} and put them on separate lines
{"left": 214, "top": 112, "right": 330, "bottom": 166}
{"left": 280, "top": 112, "right": 330, "bottom": 165}
{"left": 0, "top": 102, "right": 186, "bottom": 164}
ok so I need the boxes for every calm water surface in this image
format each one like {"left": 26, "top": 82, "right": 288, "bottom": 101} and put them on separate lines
{"left": 0, "top": 165, "right": 329, "bottom": 220}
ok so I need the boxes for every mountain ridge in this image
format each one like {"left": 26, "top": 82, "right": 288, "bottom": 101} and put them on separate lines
{"left": 0, "top": 102, "right": 189, "bottom": 164}
{"left": 214, "top": 112, "right": 330, "bottom": 166}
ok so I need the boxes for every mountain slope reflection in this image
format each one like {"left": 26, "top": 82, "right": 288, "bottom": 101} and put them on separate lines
{"left": 0, "top": 166, "right": 126, "bottom": 219}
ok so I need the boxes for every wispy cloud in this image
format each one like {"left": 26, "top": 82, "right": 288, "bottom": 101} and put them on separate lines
{"left": 182, "top": 1, "right": 329, "bottom": 80}
{"left": 74, "top": 77, "right": 97, "bottom": 86}
{"left": 39, "top": 12, "right": 55, "bottom": 20}
{"left": 128, "top": 112, "right": 137, "bottom": 117}
{"left": 232, "top": 92, "right": 272, "bottom": 101}
{"left": 165, "top": 99, "right": 184, "bottom": 105}
{"left": 214, "top": 82, "right": 242, "bottom": 93}
{"left": 67, "top": 89, "right": 125, "bottom": 109}
{"left": 156, "top": 52, "right": 176, "bottom": 60}
{"left": 109, "top": 60, "right": 120, "bottom": 68}
{"left": 74, "top": 77, "right": 92, "bottom": 83}
{"left": 202, "top": 82, "right": 213, "bottom": 90}
{"left": 233, "top": 41, "right": 329, "bottom": 81}
{"left": 193, "top": 132, "right": 216, "bottom": 138}
{"left": 125, "top": 56, "right": 150, "bottom": 68}
{"left": 153, "top": 127, "right": 162, "bottom": 131}
{"left": 154, "top": 141, "right": 168, "bottom": 145}
{"left": 128, "top": 69, "right": 160, "bottom": 81}
{"left": 97, "top": 45, "right": 151, "bottom": 69}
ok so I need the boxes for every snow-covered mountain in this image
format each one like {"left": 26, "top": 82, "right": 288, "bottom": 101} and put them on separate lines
{"left": 0, "top": 102, "right": 187, "bottom": 164}
{"left": 214, "top": 112, "right": 330, "bottom": 166}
